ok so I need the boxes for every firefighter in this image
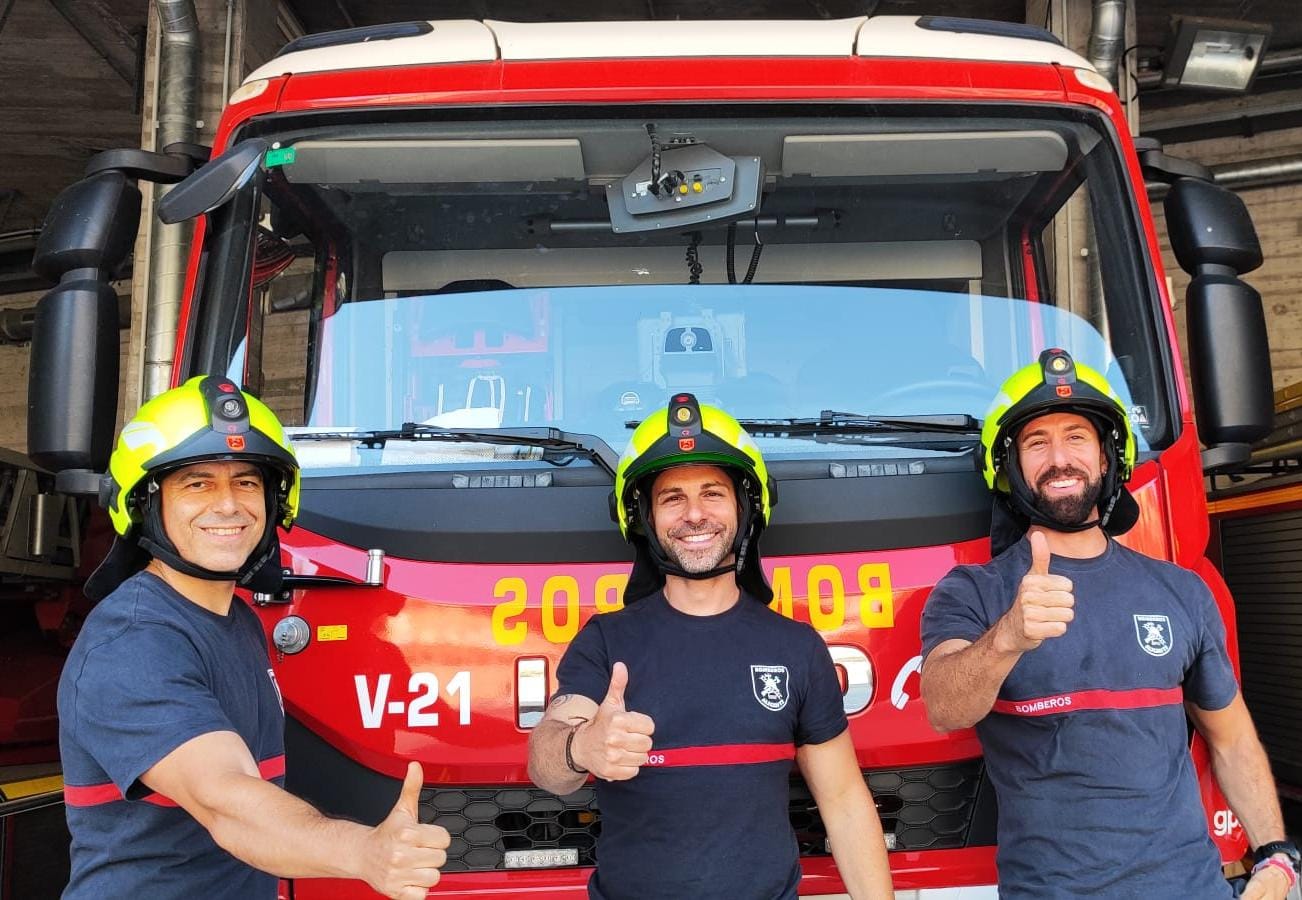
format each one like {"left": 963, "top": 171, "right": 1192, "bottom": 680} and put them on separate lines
{"left": 527, "top": 393, "right": 894, "bottom": 899}
{"left": 920, "top": 349, "right": 1298, "bottom": 899}
{"left": 57, "top": 376, "right": 449, "bottom": 900}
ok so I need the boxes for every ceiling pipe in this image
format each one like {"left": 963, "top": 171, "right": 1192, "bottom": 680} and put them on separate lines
{"left": 143, "top": 0, "right": 199, "bottom": 401}
{"left": 1211, "top": 154, "right": 1302, "bottom": 191}
{"left": 1146, "top": 153, "right": 1302, "bottom": 200}
{"left": 1087, "top": 0, "right": 1126, "bottom": 90}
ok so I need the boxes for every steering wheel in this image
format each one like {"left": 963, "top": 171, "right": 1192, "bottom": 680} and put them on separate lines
{"left": 868, "top": 379, "right": 996, "bottom": 416}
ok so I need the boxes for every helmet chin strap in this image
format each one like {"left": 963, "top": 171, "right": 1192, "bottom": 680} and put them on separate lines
{"left": 1004, "top": 461, "right": 1102, "bottom": 534}
{"left": 1002, "top": 426, "right": 1122, "bottom": 535}
{"left": 634, "top": 473, "right": 757, "bottom": 583}
{"left": 642, "top": 524, "right": 748, "bottom": 582}
{"left": 136, "top": 479, "right": 282, "bottom": 586}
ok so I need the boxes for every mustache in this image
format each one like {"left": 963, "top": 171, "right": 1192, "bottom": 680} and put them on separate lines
{"left": 1036, "top": 466, "right": 1090, "bottom": 491}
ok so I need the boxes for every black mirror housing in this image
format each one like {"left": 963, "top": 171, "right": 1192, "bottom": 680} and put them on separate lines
{"left": 33, "top": 173, "right": 141, "bottom": 283}
{"left": 27, "top": 168, "right": 139, "bottom": 475}
{"left": 1185, "top": 273, "right": 1274, "bottom": 469}
{"left": 1163, "top": 176, "right": 1273, "bottom": 473}
{"left": 1164, "top": 178, "right": 1262, "bottom": 276}
{"left": 158, "top": 138, "right": 268, "bottom": 224}
{"left": 28, "top": 280, "right": 121, "bottom": 473}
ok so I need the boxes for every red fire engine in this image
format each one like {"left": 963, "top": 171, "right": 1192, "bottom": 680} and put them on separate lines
{"left": 17, "top": 15, "right": 1274, "bottom": 898}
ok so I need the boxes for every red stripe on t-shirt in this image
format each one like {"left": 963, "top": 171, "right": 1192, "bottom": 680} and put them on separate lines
{"left": 62, "top": 782, "right": 123, "bottom": 807}
{"left": 992, "top": 687, "right": 1183, "bottom": 717}
{"left": 644, "top": 743, "right": 795, "bottom": 768}
{"left": 258, "top": 754, "right": 286, "bottom": 780}
{"left": 64, "top": 754, "right": 287, "bottom": 808}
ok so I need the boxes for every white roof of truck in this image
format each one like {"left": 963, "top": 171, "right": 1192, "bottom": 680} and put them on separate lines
{"left": 244, "top": 16, "right": 1096, "bottom": 84}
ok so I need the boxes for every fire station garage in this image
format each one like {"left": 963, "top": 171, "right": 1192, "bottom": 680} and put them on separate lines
{"left": 1, "top": 1, "right": 1301, "bottom": 898}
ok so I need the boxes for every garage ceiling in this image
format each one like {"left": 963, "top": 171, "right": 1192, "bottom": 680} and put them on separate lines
{"left": 0, "top": 0, "right": 147, "bottom": 235}
{"left": 0, "top": 1, "right": 1299, "bottom": 239}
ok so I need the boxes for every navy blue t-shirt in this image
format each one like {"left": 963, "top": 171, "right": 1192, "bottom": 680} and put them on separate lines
{"left": 921, "top": 537, "right": 1240, "bottom": 899}
{"left": 58, "top": 571, "right": 286, "bottom": 900}
{"left": 556, "top": 591, "right": 847, "bottom": 900}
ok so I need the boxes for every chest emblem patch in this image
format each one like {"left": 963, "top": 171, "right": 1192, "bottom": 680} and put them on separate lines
{"left": 1134, "top": 614, "right": 1174, "bottom": 657}
{"left": 751, "top": 665, "right": 790, "bottom": 711}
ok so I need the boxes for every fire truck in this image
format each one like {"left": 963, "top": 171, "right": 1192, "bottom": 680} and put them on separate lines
{"left": 19, "top": 14, "right": 1275, "bottom": 898}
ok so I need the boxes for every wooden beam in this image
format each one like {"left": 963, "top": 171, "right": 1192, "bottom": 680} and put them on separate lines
{"left": 45, "top": 0, "right": 139, "bottom": 87}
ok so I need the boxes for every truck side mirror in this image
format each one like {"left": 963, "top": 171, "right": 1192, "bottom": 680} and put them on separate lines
{"left": 1164, "top": 178, "right": 1273, "bottom": 473}
{"left": 27, "top": 172, "right": 139, "bottom": 485}
{"left": 158, "top": 137, "right": 268, "bottom": 224}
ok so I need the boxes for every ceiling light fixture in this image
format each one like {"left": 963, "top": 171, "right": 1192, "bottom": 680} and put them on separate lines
{"left": 1163, "top": 16, "right": 1272, "bottom": 93}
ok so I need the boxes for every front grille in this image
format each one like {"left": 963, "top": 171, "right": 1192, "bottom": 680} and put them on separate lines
{"left": 793, "top": 760, "right": 988, "bottom": 854}
{"left": 419, "top": 760, "right": 990, "bottom": 873}
{"left": 421, "top": 787, "right": 600, "bottom": 873}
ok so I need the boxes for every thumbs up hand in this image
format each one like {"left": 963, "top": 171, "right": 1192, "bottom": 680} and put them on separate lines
{"left": 994, "top": 531, "right": 1076, "bottom": 654}
{"left": 572, "top": 662, "right": 656, "bottom": 781}
{"left": 361, "top": 762, "right": 451, "bottom": 899}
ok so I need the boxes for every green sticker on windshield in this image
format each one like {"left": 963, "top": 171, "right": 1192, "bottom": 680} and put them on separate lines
{"left": 265, "top": 146, "right": 296, "bottom": 168}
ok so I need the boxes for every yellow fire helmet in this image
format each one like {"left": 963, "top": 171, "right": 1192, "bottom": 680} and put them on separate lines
{"left": 614, "top": 393, "right": 775, "bottom": 603}
{"left": 981, "top": 348, "right": 1139, "bottom": 544}
{"left": 85, "top": 375, "right": 299, "bottom": 601}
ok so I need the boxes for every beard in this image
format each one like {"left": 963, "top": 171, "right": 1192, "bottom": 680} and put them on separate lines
{"left": 660, "top": 520, "right": 738, "bottom": 574}
{"left": 1031, "top": 466, "right": 1104, "bottom": 527}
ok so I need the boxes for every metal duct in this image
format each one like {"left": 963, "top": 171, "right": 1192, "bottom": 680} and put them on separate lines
{"left": 1212, "top": 154, "right": 1302, "bottom": 191}
{"left": 1087, "top": 0, "right": 1126, "bottom": 89}
{"left": 1146, "top": 154, "right": 1302, "bottom": 200}
{"left": 144, "top": 0, "right": 199, "bottom": 401}
{"left": 0, "top": 294, "right": 131, "bottom": 345}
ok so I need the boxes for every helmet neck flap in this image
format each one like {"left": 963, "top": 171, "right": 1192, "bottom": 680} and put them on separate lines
{"left": 623, "top": 466, "right": 772, "bottom": 604}
{"left": 135, "top": 472, "right": 286, "bottom": 588}
{"left": 85, "top": 467, "right": 290, "bottom": 602}
{"left": 617, "top": 394, "right": 774, "bottom": 604}
{"left": 1001, "top": 409, "right": 1130, "bottom": 535}
{"left": 985, "top": 350, "right": 1140, "bottom": 556}
{"left": 85, "top": 375, "right": 299, "bottom": 601}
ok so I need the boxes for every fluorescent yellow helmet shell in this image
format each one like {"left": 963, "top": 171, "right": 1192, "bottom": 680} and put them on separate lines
{"left": 104, "top": 375, "right": 300, "bottom": 537}
{"left": 614, "top": 393, "right": 771, "bottom": 539}
{"left": 981, "top": 349, "right": 1137, "bottom": 494}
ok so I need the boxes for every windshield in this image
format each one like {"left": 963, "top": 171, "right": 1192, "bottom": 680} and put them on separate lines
{"left": 196, "top": 106, "right": 1167, "bottom": 473}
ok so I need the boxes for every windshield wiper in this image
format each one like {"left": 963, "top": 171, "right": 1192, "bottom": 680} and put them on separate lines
{"left": 290, "top": 424, "right": 620, "bottom": 479}
{"left": 734, "top": 410, "right": 981, "bottom": 438}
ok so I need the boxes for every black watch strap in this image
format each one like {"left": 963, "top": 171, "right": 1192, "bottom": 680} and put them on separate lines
{"left": 1254, "top": 840, "right": 1301, "bottom": 872}
{"left": 565, "top": 725, "right": 588, "bottom": 775}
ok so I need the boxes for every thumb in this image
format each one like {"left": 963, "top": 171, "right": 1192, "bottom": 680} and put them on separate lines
{"left": 391, "top": 760, "right": 423, "bottom": 821}
{"left": 603, "top": 661, "right": 629, "bottom": 709}
{"left": 1028, "top": 530, "right": 1051, "bottom": 577}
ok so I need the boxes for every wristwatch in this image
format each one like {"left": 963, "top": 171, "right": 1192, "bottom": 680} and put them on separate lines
{"left": 1254, "top": 840, "right": 1301, "bottom": 874}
